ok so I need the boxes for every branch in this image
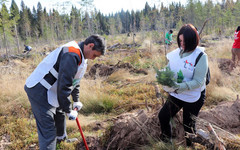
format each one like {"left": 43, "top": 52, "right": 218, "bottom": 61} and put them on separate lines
{"left": 186, "top": 131, "right": 214, "bottom": 149}
{"left": 206, "top": 123, "right": 226, "bottom": 150}
{"left": 199, "top": 17, "right": 214, "bottom": 37}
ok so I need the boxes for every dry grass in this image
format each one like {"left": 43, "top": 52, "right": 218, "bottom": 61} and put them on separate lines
{"left": 206, "top": 38, "right": 233, "bottom": 59}
{"left": 204, "top": 38, "right": 239, "bottom": 105}
{"left": 77, "top": 78, "right": 119, "bottom": 114}
{"left": 106, "top": 69, "right": 133, "bottom": 83}
{"left": 206, "top": 86, "right": 237, "bottom": 105}
{"left": 0, "top": 60, "right": 32, "bottom": 117}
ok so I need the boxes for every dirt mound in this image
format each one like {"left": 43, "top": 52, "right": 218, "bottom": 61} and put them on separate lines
{"left": 103, "top": 100, "right": 240, "bottom": 149}
{"left": 104, "top": 110, "right": 161, "bottom": 150}
{"left": 76, "top": 100, "right": 240, "bottom": 149}
{"left": 217, "top": 58, "right": 234, "bottom": 73}
{"left": 198, "top": 100, "right": 240, "bottom": 134}
{"left": 107, "top": 43, "right": 141, "bottom": 51}
{"left": 75, "top": 136, "right": 102, "bottom": 150}
{"left": 76, "top": 108, "right": 185, "bottom": 150}
{"left": 103, "top": 109, "right": 187, "bottom": 150}
{"left": 86, "top": 61, "right": 148, "bottom": 79}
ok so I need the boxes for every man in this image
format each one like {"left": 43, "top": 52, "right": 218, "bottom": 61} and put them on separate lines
{"left": 24, "top": 35, "right": 106, "bottom": 150}
{"left": 165, "top": 30, "right": 173, "bottom": 50}
{"left": 23, "top": 44, "right": 32, "bottom": 54}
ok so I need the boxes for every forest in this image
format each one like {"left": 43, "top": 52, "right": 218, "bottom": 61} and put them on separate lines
{"left": 0, "top": 0, "right": 240, "bottom": 58}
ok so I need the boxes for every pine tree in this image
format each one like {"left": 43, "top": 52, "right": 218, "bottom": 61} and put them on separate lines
{"left": 19, "top": 0, "right": 31, "bottom": 41}
{"left": 37, "top": 2, "right": 44, "bottom": 37}
{"left": 109, "top": 16, "right": 116, "bottom": 35}
{"left": 203, "top": 0, "right": 214, "bottom": 34}
{"left": 42, "top": 8, "right": 51, "bottom": 42}
{"left": 52, "top": 9, "right": 64, "bottom": 40}
{"left": 0, "top": 3, "right": 13, "bottom": 59}
{"left": 232, "top": 0, "right": 240, "bottom": 27}
{"left": 135, "top": 11, "right": 141, "bottom": 32}
{"left": 186, "top": 0, "right": 195, "bottom": 24}
{"left": 143, "top": 2, "right": 151, "bottom": 16}
{"left": 70, "top": 6, "right": 78, "bottom": 39}
{"left": 91, "top": 9, "right": 100, "bottom": 34}
{"left": 82, "top": 11, "right": 91, "bottom": 36}
{"left": 114, "top": 13, "right": 122, "bottom": 34}
{"left": 10, "top": 0, "right": 20, "bottom": 53}
{"left": 32, "top": 6, "right": 40, "bottom": 42}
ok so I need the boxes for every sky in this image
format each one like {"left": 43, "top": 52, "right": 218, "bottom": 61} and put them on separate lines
{"left": 6, "top": 0, "right": 188, "bottom": 15}
{"left": 6, "top": 0, "right": 228, "bottom": 15}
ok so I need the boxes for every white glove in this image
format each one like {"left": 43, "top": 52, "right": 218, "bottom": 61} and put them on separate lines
{"left": 73, "top": 102, "right": 83, "bottom": 111}
{"left": 162, "top": 85, "right": 177, "bottom": 93}
{"left": 67, "top": 110, "right": 78, "bottom": 120}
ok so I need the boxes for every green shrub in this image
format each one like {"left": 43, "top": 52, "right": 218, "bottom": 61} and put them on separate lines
{"left": 81, "top": 94, "right": 118, "bottom": 114}
{"left": 0, "top": 117, "right": 38, "bottom": 150}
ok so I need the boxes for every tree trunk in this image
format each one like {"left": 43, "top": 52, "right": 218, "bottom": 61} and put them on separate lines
{"left": 14, "top": 24, "right": 20, "bottom": 54}
{"left": 3, "top": 26, "right": 9, "bottom": 61}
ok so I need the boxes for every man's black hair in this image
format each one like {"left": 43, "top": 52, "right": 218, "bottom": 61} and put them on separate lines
{"left": 84, "top": 34, "right": 106, "bottom": 55}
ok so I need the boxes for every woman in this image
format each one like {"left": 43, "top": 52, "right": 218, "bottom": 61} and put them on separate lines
{"left": 232, "top": 26, "right": 240, "bottom": 66}
{"left": 158, "top": 24, "right": 208, "bottom": 146}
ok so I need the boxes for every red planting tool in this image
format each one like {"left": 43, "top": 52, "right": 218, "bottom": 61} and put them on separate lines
{"left": 74, "top": 108, "right": 89, "bottom": 150}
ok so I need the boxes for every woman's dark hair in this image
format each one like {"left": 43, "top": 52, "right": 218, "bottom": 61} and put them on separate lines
{"left": 236, "top": 26, "right": 240, "bottom": 32}
{"left": 84, "top": 34, "right": 106, "bottom": 55}
{"left": 177, "top": 24, "right": 199, "bottom": 52}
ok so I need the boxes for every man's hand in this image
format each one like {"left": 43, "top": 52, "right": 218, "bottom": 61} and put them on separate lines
{"left": 67, "top": 110, "right": 78, "bottom": 120}
{"left": 73, "top": 102, "right": 83, "bottom": 111}
{"left": 162, "top": 85, "right": 178, "bottom": 93}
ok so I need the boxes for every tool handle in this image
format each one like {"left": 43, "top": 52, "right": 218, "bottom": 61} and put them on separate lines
{"left": 74, "top": 108, "right": 89, "bottom": 150}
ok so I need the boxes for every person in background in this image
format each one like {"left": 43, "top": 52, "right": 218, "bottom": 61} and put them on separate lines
{"left": 158, "top": 24, "right": 208, "bottom": 146}
{"left": 231, "top": 26, "right": 240, "bottom": 66}
{"left": 23, "top": 44, "right": 32, "bottom": 54}
{"left": 24, "top": 35, "right": 106, "bottom": 150}
{"left": 165, "top": 30, "right": 173, "bottom": 50}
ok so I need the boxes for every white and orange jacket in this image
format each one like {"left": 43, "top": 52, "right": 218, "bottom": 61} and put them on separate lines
{"left": 26, "top": 41, "right": 87, "bottom": 113}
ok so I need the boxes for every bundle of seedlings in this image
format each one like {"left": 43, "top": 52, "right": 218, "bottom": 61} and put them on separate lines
{"left": 155, "top": 67, "right": 178, "bottom": 87}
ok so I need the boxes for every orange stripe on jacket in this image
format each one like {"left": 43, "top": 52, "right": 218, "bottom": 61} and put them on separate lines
{"left": 68, "top": 46, "right": 82, "bottom": 66}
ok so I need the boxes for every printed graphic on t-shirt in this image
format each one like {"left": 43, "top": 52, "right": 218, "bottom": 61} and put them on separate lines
{"left": 234, "top": 31, "right": 239, "bottom": 40}
{"left": 183, "top": 60, "right": 194, "bottom": 71}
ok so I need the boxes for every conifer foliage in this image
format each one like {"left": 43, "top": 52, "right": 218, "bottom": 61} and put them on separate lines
{"left": 155, "top": 67, "right": 177, "bottom": 87}
{"left": 0, "top": 0, "right": 239, "bottom": 56}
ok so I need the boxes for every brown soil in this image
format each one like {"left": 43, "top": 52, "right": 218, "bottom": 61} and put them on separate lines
{"left": 217, "top": 58, "right": 235, "bottom": 73}
{"left": 85, "top": 61, "right": 148, "bottom": 79}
